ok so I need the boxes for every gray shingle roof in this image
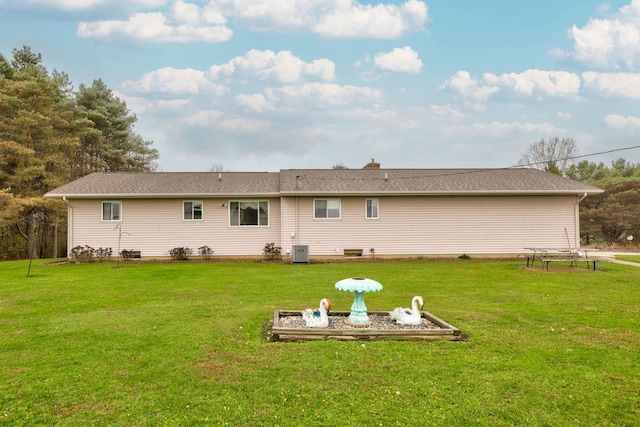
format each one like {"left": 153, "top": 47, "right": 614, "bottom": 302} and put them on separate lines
{"left": 45, "top": 172, "right": 281, "bottom": 198}
{"left": 279, "top": 168, "right": 603, "bottom": 195}
{"left": 45, "top": 168, "right": 602, "bottom": 198}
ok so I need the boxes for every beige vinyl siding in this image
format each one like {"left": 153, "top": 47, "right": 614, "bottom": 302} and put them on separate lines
{"left": 68, "top": 198, "right": 281, "bottom": 257}
{"left": 281, "top": 195, "right": 579, "bottom": 256}
{"left": 280, "top": 197, "right": 300, "bottom": 254}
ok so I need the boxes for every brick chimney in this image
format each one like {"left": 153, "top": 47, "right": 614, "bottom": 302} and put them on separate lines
{"left": 362, "top": 158, "right": 380, "bottom": 169}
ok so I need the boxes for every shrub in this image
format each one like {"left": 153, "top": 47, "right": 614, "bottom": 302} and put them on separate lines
{"left": 0, "top": 227, "right": 26, "bottom": 261}
{"left": 198, "top": 245, "right": 213, "bottom": 259}
{"left": 169, "top": 247, "right": 192, "bottom": 261}
{"left": 94, "top": 247, "right": 113, "bottom": 261}
{"left": 263, "top": 242, "right": 282, "bottom": 261}
{"left": 71, "top": 245, "right": 94, "bottom": 263}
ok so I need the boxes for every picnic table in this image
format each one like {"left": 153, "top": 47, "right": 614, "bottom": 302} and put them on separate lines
{"left": 523, "top": 247, "right": 598, "bottom": 271}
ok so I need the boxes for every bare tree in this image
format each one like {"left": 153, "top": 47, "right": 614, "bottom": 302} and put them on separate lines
{"left": 517, "top": 137, "right": 578, "bottom": 176}
{"left": 331, "top": 163, "right": 349, "bottom": 169}
{"left": 208, "top": 163, "right": 225, "bottom": 172}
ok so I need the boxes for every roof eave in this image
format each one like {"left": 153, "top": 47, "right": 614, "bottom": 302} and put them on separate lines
{"left": 45, "top": 192, "right": 282, "bottom": 199}
{"left": 279, "top": 189, "right": 604, "bottom": 196}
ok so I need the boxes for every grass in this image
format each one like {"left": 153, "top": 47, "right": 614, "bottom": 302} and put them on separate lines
{"left": 615, "top": 254, "right": 640, "bottom": 264}
{"left": 1, "top": 259, "right": 639, "bottom": 426}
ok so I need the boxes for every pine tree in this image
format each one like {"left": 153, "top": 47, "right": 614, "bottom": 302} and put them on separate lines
{"left": 75, "top": 79, "right": 157, "bottom": 174}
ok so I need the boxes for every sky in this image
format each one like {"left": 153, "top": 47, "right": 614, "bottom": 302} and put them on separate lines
{"left": 1, "top": 0, "right": 640, "bottom": 172}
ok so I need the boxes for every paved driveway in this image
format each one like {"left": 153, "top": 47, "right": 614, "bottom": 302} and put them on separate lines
{"left": 587, "top": 250, "right": 640, "bottom": 267}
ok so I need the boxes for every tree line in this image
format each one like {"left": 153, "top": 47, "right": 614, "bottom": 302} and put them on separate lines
{"left": 519, "top": 137, "right": 640, "bottom": 246}
{"left": 0, "top": 46, "right": 158, "bottom": 260}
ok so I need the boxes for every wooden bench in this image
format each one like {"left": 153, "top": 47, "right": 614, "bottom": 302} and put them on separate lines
{"left": 540, "top": 257, "right": 598, "bottom": 271}
{"left": 578, "top": 258, "right": 598, "bottom": 271}
{"left": 540, "top": 257, "right": 576, "bottom": 271}
{"left": 525, "top": 248, "right": 599, "bottom": 271}
{"left": 522, "top": 255, "right": 537, "bottom": 268}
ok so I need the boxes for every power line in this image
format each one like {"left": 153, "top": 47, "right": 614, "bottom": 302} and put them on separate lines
{"left": 512, "top": 144, "right": 640, "bottom": 169}
{"left": 299, "top": 144, "right": 640, "bottom": 182}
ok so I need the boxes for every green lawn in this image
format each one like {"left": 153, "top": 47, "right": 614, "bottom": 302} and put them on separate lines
{"left": 615, "top": 254, "right": 640, "bottom": 264}
{"left": 1, "top": 259, "right": 639, "bottom": 426}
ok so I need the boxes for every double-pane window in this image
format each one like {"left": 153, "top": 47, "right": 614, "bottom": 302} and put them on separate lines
{"left": 314, "top": 199, "right": 341, "bottom": 219}
{"left": 366, "top": 198, "right": 379, "bottom": 219}
{"left": 230, "top": 201, "right": 269, "bottom": 226}
{"left": 102, "top": 201, "right": 122, "bottom": 221}
{"left": 183, "top": 201, "right": 203, "bottom": 220}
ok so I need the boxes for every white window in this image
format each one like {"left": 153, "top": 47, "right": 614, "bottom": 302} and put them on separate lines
{"left": 230, "top": 201, "right": 269, "bottom": 226}
{"left": 366, "top": 198, "right": 379, "bottom": 219}
{"left": 102, "top": 201, "right": 122, "bottom": 221}
{"left": 314, "top": 198, "right": 341, "bottom": 219}
{"left": 183, "top": 201, "right": 203, "bottom": 220}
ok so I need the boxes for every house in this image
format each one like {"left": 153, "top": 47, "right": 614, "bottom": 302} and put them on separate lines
{"left": 45, "top": 165, "right": 603, "bottom": 259}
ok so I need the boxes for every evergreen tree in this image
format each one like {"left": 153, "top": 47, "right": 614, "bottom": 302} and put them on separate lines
{"left": 565, "top": 160, "right": 610, "bottom": 183}
{"left": 0, "top": 52, "right": 82, "bottom": 258}
{"left": 0, "top": 46, "right": 160, "bottom": 259}
{"left": 581, "top": 178, "right": 640, "bottom": 245}
{"left": 75, "top": 79, "right": 158, "bottom": 174}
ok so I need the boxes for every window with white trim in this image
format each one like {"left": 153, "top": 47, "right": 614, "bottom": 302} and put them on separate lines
{"left": 366, "top": 198, "right": 379, "bottom": 219}
{"left": 230, "top": 201, "right": 269, "bottom": 226}
{"left": 183, "top": 201, "right": 203, "bottom": 220}
{"left": 102, "top": 201, "right": 122, "bottom": 221}
{"left": 314, "top": 198, "right": 341, "bottom": 219}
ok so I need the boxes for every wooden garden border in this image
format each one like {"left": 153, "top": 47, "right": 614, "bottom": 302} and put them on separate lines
{"left": 271, "top": 310, "right": 462, "bottom": 342}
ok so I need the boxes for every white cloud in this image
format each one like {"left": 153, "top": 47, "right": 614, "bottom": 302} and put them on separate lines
{"left": 428, "top": 104, "right": 465, "bottom": 120}
{"left": 557, "top": 111, "right": 572, "bottom": 120}
{"left": 313, "top": 0, "right": 428, "bottom": 38}
{"left": 77, "top": 6, "right": 232, "bottom": 43}
{"left": 466, "top": 121, "right": 563, "bottom": 137}
{"left": 264, "top": 82, "right": 383, "bottom": 109}
{"left": 338, "top": 107, "right": 397, "bottom": 122}
{"left": 554, "top": 0, "right": 640, "bottom": 69}
{"left": 211, "top": 0, "right": 427, "bottom": 39}
{"left": 439, "top": 71, "right": 498, "bottom": 102}
{"left": 304, "top": 58, "right": 336, "bottom": 81}
{"left": 207, "top": 49, "right": 335, "bottom": 84}
{"left": 116, "top": 95, "right": 190, "bottom": 114}
{"left": 0, "top": 0, "right": 166, "bottom": 11}
{"left": 483, "top": 70, "right": 581, "bottom": 98}
{"left": 604, "top": 113, "right": 640, "bottom": 129}
{"left": 170, "top": 0, "right": 226, "bottom": 25}
{"left": 217, "top": 117, "right": 272, "bottom": 134}
{"left": 180, "top": 109, "right": 224, "bottom": 126}
{"left": 121, "top": 67, "right": 227, "bottom": 95}
{"left": 441, "top": 69, "right": 582, "bottom": 104}
{"left": 235, "top": 93, "right": 270, "bottom": 113}
{"left": 176, "top": 110, "right": 271, "bottom": 136}
{"left": 582, "top": 71, "right": 640, "bottom": 98}
{"left": 373, "top": 46, "right": 423, "bottom": 73}
{"left": 464, "top": 101, "right": 487, "bottom": 112}
{"left": 597, "top": 3, "right": 613, "bottom": 15}
{"left": 70, "top": 0, "right": 427, "bottom": 43}
{"left": 120, "top": 50, "right": 343, "bottom": 113}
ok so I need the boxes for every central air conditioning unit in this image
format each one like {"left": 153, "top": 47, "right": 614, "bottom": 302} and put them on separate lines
{"left": 292, "top": 245, "right": 309, "bottom": 264}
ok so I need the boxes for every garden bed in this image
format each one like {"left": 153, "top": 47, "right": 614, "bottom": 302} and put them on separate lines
{"left": 271, "top": 310, "right": 462, "bottom": 342}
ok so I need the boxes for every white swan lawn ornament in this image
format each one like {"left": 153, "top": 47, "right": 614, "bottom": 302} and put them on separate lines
{"left": 389, "top": 296, "right": 424, "bottom": 326}
{"left": 302, "top": 298, "right": 332, "bottom": 328}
